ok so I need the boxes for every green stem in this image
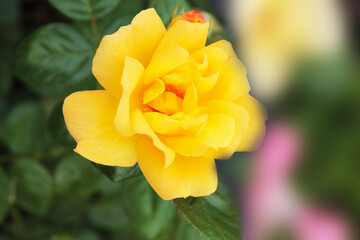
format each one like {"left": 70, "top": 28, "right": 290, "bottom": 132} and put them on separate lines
{"left": 88, "top": 0, "right": 100, "bottom": 46}
{"left": 91, "top": 15, "right": 100, "bottom": 46}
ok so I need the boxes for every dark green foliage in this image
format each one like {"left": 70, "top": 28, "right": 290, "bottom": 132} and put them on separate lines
{"left": 48, "top": 102, "right": 76, "bottom": 146}
{"left": 14, "top": 23, "right": 96, "bottom": 97}
{"left": 1, "top": 102, "right": 46, "bottom": 154}
{"left": 55, "top": 154, "right": 104, "bottom": 197}
{"left": 174, "top": 185, "right": 241, "bottom": 240}
{"left": 94, "top": 163, "right": 142, "bottom": 182}
{"left": 48, "top": 0, "right": 122, "bottom": 21}
{"left": 12, "top": 158, "right": 54, "bottom": 216}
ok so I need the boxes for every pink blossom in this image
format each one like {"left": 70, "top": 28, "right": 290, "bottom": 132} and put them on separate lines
{"left": 244, "top": 123, "right": 350, "bottom": 240}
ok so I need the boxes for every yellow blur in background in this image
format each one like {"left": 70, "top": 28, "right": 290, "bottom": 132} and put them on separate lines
{"left": 229, "top": 0, "right": 346, "bottom": 101}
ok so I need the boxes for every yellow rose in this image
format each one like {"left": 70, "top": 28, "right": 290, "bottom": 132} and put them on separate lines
{"left": 63, "top": 8, "right": 266, "bottom": 200}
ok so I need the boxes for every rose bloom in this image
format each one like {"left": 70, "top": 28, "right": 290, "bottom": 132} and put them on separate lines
{"left": 63, "top": 8, "right": 266, "bottom": 200}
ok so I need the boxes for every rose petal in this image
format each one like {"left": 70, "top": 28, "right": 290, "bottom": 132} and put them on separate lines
{"left": 114, "top": 57, "right": 145, "bottom": 137}
{"left": 166, "top": 113, "right": 235, "bottom": 157}
{"left": 93, "top": 8, "right": 165, "bottom": 98}
{"left": 153, "top": 20, "right": 210, "bottom": 57}
{"left": 236, "top": 94, "right": 267, "bottom": 151}
{"left": 137, "top": 137, "right": 217, "bottom": 200}
{"left": 63, "top": 90, "right": 137, "bottom": 166}
{"left": 131, "top": 109, "right": 175, "bottom": 168}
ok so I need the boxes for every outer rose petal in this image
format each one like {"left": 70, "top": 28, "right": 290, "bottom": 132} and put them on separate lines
{"left": 137, "top": 137, "right": 217, "bottom": 200}
{"left": 114, "top": 57, "right": 145, "bottom": 137}
{"left": 75, "top": 131, "right": 138, "bottom": 167}
{"left": 153, "top": 20, "right": 210, "bottom": 57}
{"left": 63, "top": 91, "right": 137, "bottom": 166}
{"left": 192, "top": 42, "right": 230, "bottom": 76}
{"left": 203, "top": 100, "right": 250, "bottom": 159}
{"left": 201, "top": 58, "right": 250, "bottom": 102}
{"left": 63, "top": 90, "right": 117, "bottom": 142}
{"left": 92, "top": 8, "right": 166, "bottom": 98}
{"left": 236, "top": 94, "right": 267, "bottom": 151}
{"left": 210, "top": 40, "right": 237, "bottom": 59}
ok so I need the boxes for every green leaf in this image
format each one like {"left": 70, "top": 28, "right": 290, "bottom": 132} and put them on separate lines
{"left": 0, "top": 167, "right": 9, "bottom": 224}
{"left": 97, "top": 15, "right": 134, "bottom": 37}
{"left": 94, "top": 163, "right": 142, "bottom": 182}
{"left": 12, "top": 158, "right": 54, "bottom": 216}
{"left": 187, "top": 0, "right": 216, "bottom": 14}
{"left": 174, "top": 185, "right": 241, "bottom": 240}
{"left": 175, "top": 219, "right": 203, "bottom": 240}
{"left": 6, "top": 223, "right": 56, "bottom": 240}
{"left": 55, "top": 153, "right": 103, "bottom": 197}
{"left": 47, "top": 195, "right": 86, "bottom": 226}
{"left": 0, "top": 235, "right": 10, "bottom": 240}
{"left": 48, "top": 0, "right": 121, "bottom": 21}
{"left": 150, "top": 0, "right": 191, "bottom": 23}
{"left": 88, "top": 197, "right": 130, "bottom": 230}
{"left": 99, "top": 0, "right": 146, "bottom": 34}
{"left": 48, "top": 102, "right": 76, "bottom": 146}
{"left": 94, "top": 177, "right": 178, "bottom": 239}
{"left": 14, "top": 23, "right": 96, "bottom": 97}
{"left": 2, "top": 102, "right": 45, "bottom": 154}
{"left": 143, "top": 199, "right": 177, "bottom": 239}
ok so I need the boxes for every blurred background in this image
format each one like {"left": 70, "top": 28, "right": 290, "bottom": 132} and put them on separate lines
{"left": 0, "top": 0, "right": 359, "bottom": 239}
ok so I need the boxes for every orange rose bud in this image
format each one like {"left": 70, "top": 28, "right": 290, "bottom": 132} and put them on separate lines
{"left": 170, "top": 10, "right": 206, "bottom": 27}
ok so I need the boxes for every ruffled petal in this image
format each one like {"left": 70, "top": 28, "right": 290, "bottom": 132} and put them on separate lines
{"left": 131, "top": 109, "right": 175, "bottom": 167}
{"left": 153, "top": 20, "right": 210, "bottom": 56}
{"left": 201, "top": 58, "right": 250, "bottom": 102}
{"left": 182, "top": 82, "right": 197, "bottom": 113}
{"left": 204, "top": 100, "right": 250, "bottom": 158}
{"left": 144, "top": 44, "right": 190, "bottom": 85}
{"left": 210, "top": 40, "right": 237, "bottom": 59}
{"left": 236, "top": 94, "right": 267, "bottom": 151}
{"left": 63, "top": 90, "right": 137, "bottom": 166}
{"left": 148, "top": 91, "right": 183, "bottom": 115}
{"left": 143, "top": 111, "right": 207, "bottom": 135}
{"left": 192, "top": 43, "right": 229, "bottom": 76}
{"left": 130, "top": 8, "right": 167, "bottom": 65}
{"left": 63, "top": 90, "right": 117, "bottom": 142}
{"left": 75, "top": 131, "right": 138, "bottom": 167}
{"left": 92, "top": 8, "right": 165, "bottom": 98}
{"left": 165, "top": 113, "right": 235, "bottom": 157}
{"left": 194, "top": 71, "right": 219, "bottom": 94}
{"left": 143, "top": 78, "right": 165, "bottom": 104}
{"left": 137, "top": 137, "right": 217, "bottom": 200}
{"left": 114, "top": 57, "right": 145, "bottom": 137}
